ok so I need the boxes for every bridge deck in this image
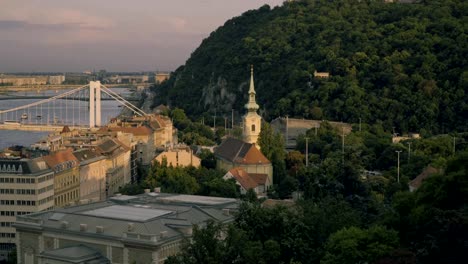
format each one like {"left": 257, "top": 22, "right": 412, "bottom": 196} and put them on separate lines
{"left": 0, "top": 123, "right": 89, "bottom": 132}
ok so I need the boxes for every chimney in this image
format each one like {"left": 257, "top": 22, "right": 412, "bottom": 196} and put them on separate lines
{"left": 144, "top": 189, "right": 150, "bottom": 193}
{"left": 154, "top": 187, "right": 161, "bottom": 193}
{"left": 96, "top": 226, "right": 104, "bottom": 233}
{"left": 80, "top": 224, "right": 88, "bottom": 232}
{"left": 160, "top": 231, "right": 168, "bottom": 238}
{"left": 60, "top": 221, "right": 69, "bottom": 229}
{"left": 128, "top": 223, "right": 135, "bottom": 232}
{"left": 222, "top": 209, "right": 230, "bottom": 216}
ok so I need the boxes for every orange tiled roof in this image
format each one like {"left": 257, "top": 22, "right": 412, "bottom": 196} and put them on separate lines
{"left": 43, "top": 149, "right": 79, "bottom": 170}
{"left": 228, "top": 167, "right": 258, "bottom": 190}
{"left": 249, "top": 173, "right": 268, "bottom": 185}
{"left": 98, "top": 126, "right": 152, "bottom": 136}
{"left": 242, "top": 146, "right": 270, "bottom": 164}
{"left": 215, "top": 138, "right": 270, "bottom": 165}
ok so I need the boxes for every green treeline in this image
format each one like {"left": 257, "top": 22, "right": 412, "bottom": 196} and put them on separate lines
{"left": 166, "top": 147, "right": 468, "bottom": 264}
{"left": 155, "top": 0, "right": 468, "bottom": 134}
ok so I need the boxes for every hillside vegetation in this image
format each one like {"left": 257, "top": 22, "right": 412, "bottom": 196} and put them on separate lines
{"left": 155, "top": 0, "right": 468, "bottom": 134}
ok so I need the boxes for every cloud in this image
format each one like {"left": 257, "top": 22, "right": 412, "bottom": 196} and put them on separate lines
{"left": 0, "top": 7, "right": 115, "bottom": 45}
{"left": 0, "top": 19, "right": 96, "bottom": 31}
{"left": 167, "top": 17, "right": 187, "bottom": 32}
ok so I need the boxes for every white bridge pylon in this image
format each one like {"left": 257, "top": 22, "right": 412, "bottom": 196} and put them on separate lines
{"left": 0, "top": 81, "right": 147, "bottom": 129}
{"left": 89, "top": 81, "right": 147, "bottom": 127}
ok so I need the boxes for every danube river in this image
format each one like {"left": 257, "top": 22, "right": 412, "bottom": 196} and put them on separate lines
{"left": 0, "top": 87, "right": 133, "bottom": 149}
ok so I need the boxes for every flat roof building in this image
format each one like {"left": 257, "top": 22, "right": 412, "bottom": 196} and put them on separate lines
{"left": 14, "top": 193, "right": 239, "bottom": 264}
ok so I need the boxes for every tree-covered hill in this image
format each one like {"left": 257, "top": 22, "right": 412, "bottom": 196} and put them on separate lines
{"left": 155, "top": 0, "right": 468, "bottom": 134}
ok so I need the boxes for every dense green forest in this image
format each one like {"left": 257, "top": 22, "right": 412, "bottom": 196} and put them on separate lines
{"left": 155, "top": 0, "right": 468, "bottom": 134}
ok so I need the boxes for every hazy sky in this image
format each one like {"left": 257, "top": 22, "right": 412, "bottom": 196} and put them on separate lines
{"left": 0, "top": 0, "right": 284, "bottom": 72}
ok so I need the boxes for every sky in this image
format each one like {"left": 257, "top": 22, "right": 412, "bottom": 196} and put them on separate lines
{"left": 0, "top": 0, "right": 284, "bottom": 73}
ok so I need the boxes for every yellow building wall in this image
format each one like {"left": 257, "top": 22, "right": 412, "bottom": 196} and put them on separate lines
{"left": 79, "top": 159, "right": 107, "bottom": 201}
{"left": 54, "top": 167, "right": 80, "bottom": 208}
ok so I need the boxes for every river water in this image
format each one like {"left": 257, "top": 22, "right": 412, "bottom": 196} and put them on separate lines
{"left": 0, "top": 88, "right": 133, "bottom": 150}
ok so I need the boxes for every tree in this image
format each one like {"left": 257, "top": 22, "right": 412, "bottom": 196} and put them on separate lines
{"left": 321, "top": 225, "right": 399, "bottom": 264}
{"left": 166, "top": 221, "right": 225, "bottom": 264}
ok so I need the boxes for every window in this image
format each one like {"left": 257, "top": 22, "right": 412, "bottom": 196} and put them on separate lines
{"left": 251, "top": 124, "right": 256, "bottom": 132}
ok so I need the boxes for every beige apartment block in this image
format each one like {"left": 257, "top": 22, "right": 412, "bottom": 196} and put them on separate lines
{"left": 72, "top": 149, "right": 107, "bottom": 201}
{"left": 103, "top": 114, "right": 177, "bottom": 166}
{"left": 154, "top": 147, "right": 201, "bottom": 168}
{"left": 43, "top": 149, "right": 80, "bottom": 208}
{"left": 99, "top": 126, "right": 155, "bottom": 166}
{"left": 0, "top": 157, "right": 54, "bottom": 262}
{"left": 95, "top": 139, "right": 131, "bottom": 196}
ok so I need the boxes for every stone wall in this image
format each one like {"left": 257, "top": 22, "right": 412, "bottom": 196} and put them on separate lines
{"left": 128, "top": 247, "right": 154, "bottom": 264}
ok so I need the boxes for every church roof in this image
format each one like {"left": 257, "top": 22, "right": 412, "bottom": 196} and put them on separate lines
{"left": 228, "top": 167, "right": 258, "bottom": 190}
{"left": 214, "top": 138, "right": 270, "bottom": 165}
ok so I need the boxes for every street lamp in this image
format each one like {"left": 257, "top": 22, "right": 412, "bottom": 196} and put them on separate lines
{"left": 305, "top": 137, "right": 309, "bottom": 167}
{"left": 396, "top": 150, "right": 402, "bottom": 183}
{"left": 407, "top": 142, "right": 411, "bottom": 164}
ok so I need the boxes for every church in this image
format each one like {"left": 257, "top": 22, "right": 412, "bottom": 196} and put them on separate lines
{"left": 215, "top": 67, "right": 273, "bottom": 193}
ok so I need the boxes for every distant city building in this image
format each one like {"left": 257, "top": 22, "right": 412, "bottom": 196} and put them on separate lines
{"left": 0, "top": 157, "right": 54, "bottom": 262}
{"left": 270, "top": 117, "right": 352, "bottom": 148}
{"left": 106, "top": 75, "right": 149, "bottom": 84}
{"left": 0, "top": 76, "right": 48, "bottom": 86}
{"left": 154, "top": 146, "right": 201, "bottom": 168}
{"left": 14, "top": 193, "right": 239, "bottom": 264}
{"left": 155, "top": 73, "right": 170, "bottom": 84}
{"left": 48, "top": 75, "right": 65, "bottom": 85}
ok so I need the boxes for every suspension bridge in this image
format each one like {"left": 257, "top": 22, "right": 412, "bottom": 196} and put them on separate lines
{"left": 0, "top": 81, "right": 147, "bottom": 132}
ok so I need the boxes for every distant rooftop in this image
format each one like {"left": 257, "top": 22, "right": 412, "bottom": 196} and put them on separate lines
{"left": 157, "top": 194, "right": 236, "bottom": 206}
{"left": 80, "top": 205, "right": 173, "bottom": 222}
{"left": 14, "top": 193, "right": 239, "bottom": 246}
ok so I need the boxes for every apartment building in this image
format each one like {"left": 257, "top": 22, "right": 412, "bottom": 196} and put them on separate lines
{"left": 0, "top": 157, "right": 54, "bottom": 262}
{"left": 95, "top": 139, "right": 131, "bottom": 197}
{"left": 43, "top": 149, "right": 80, "bottom": 208}
{"left": 72, "top": 149, "right": 107, "bottom": 201}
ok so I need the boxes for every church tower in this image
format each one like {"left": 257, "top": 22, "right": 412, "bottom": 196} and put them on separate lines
{"left": 243, "top": 66, "right": 262, "bottom": 148}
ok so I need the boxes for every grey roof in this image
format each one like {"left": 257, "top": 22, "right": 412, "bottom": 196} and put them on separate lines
{"left": 72, "top": 149, "right": 103, "bottom": 164}
{"left": 38, "top": 245, "right": 110, "bottom": 264}
{"left": 80, "top": 205, "right": 172, "bottom": 222}
{"left": 15, "top": 193, "right": 239, "bottom": 246}
{"left": 96, "top": 139, "right": 119, "bottom": 154}
{"left": 0, "top": 157, "right": 52, "bottom": 176}
{"left": 214, "top": 137, "right": 251, "bottom": 162}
